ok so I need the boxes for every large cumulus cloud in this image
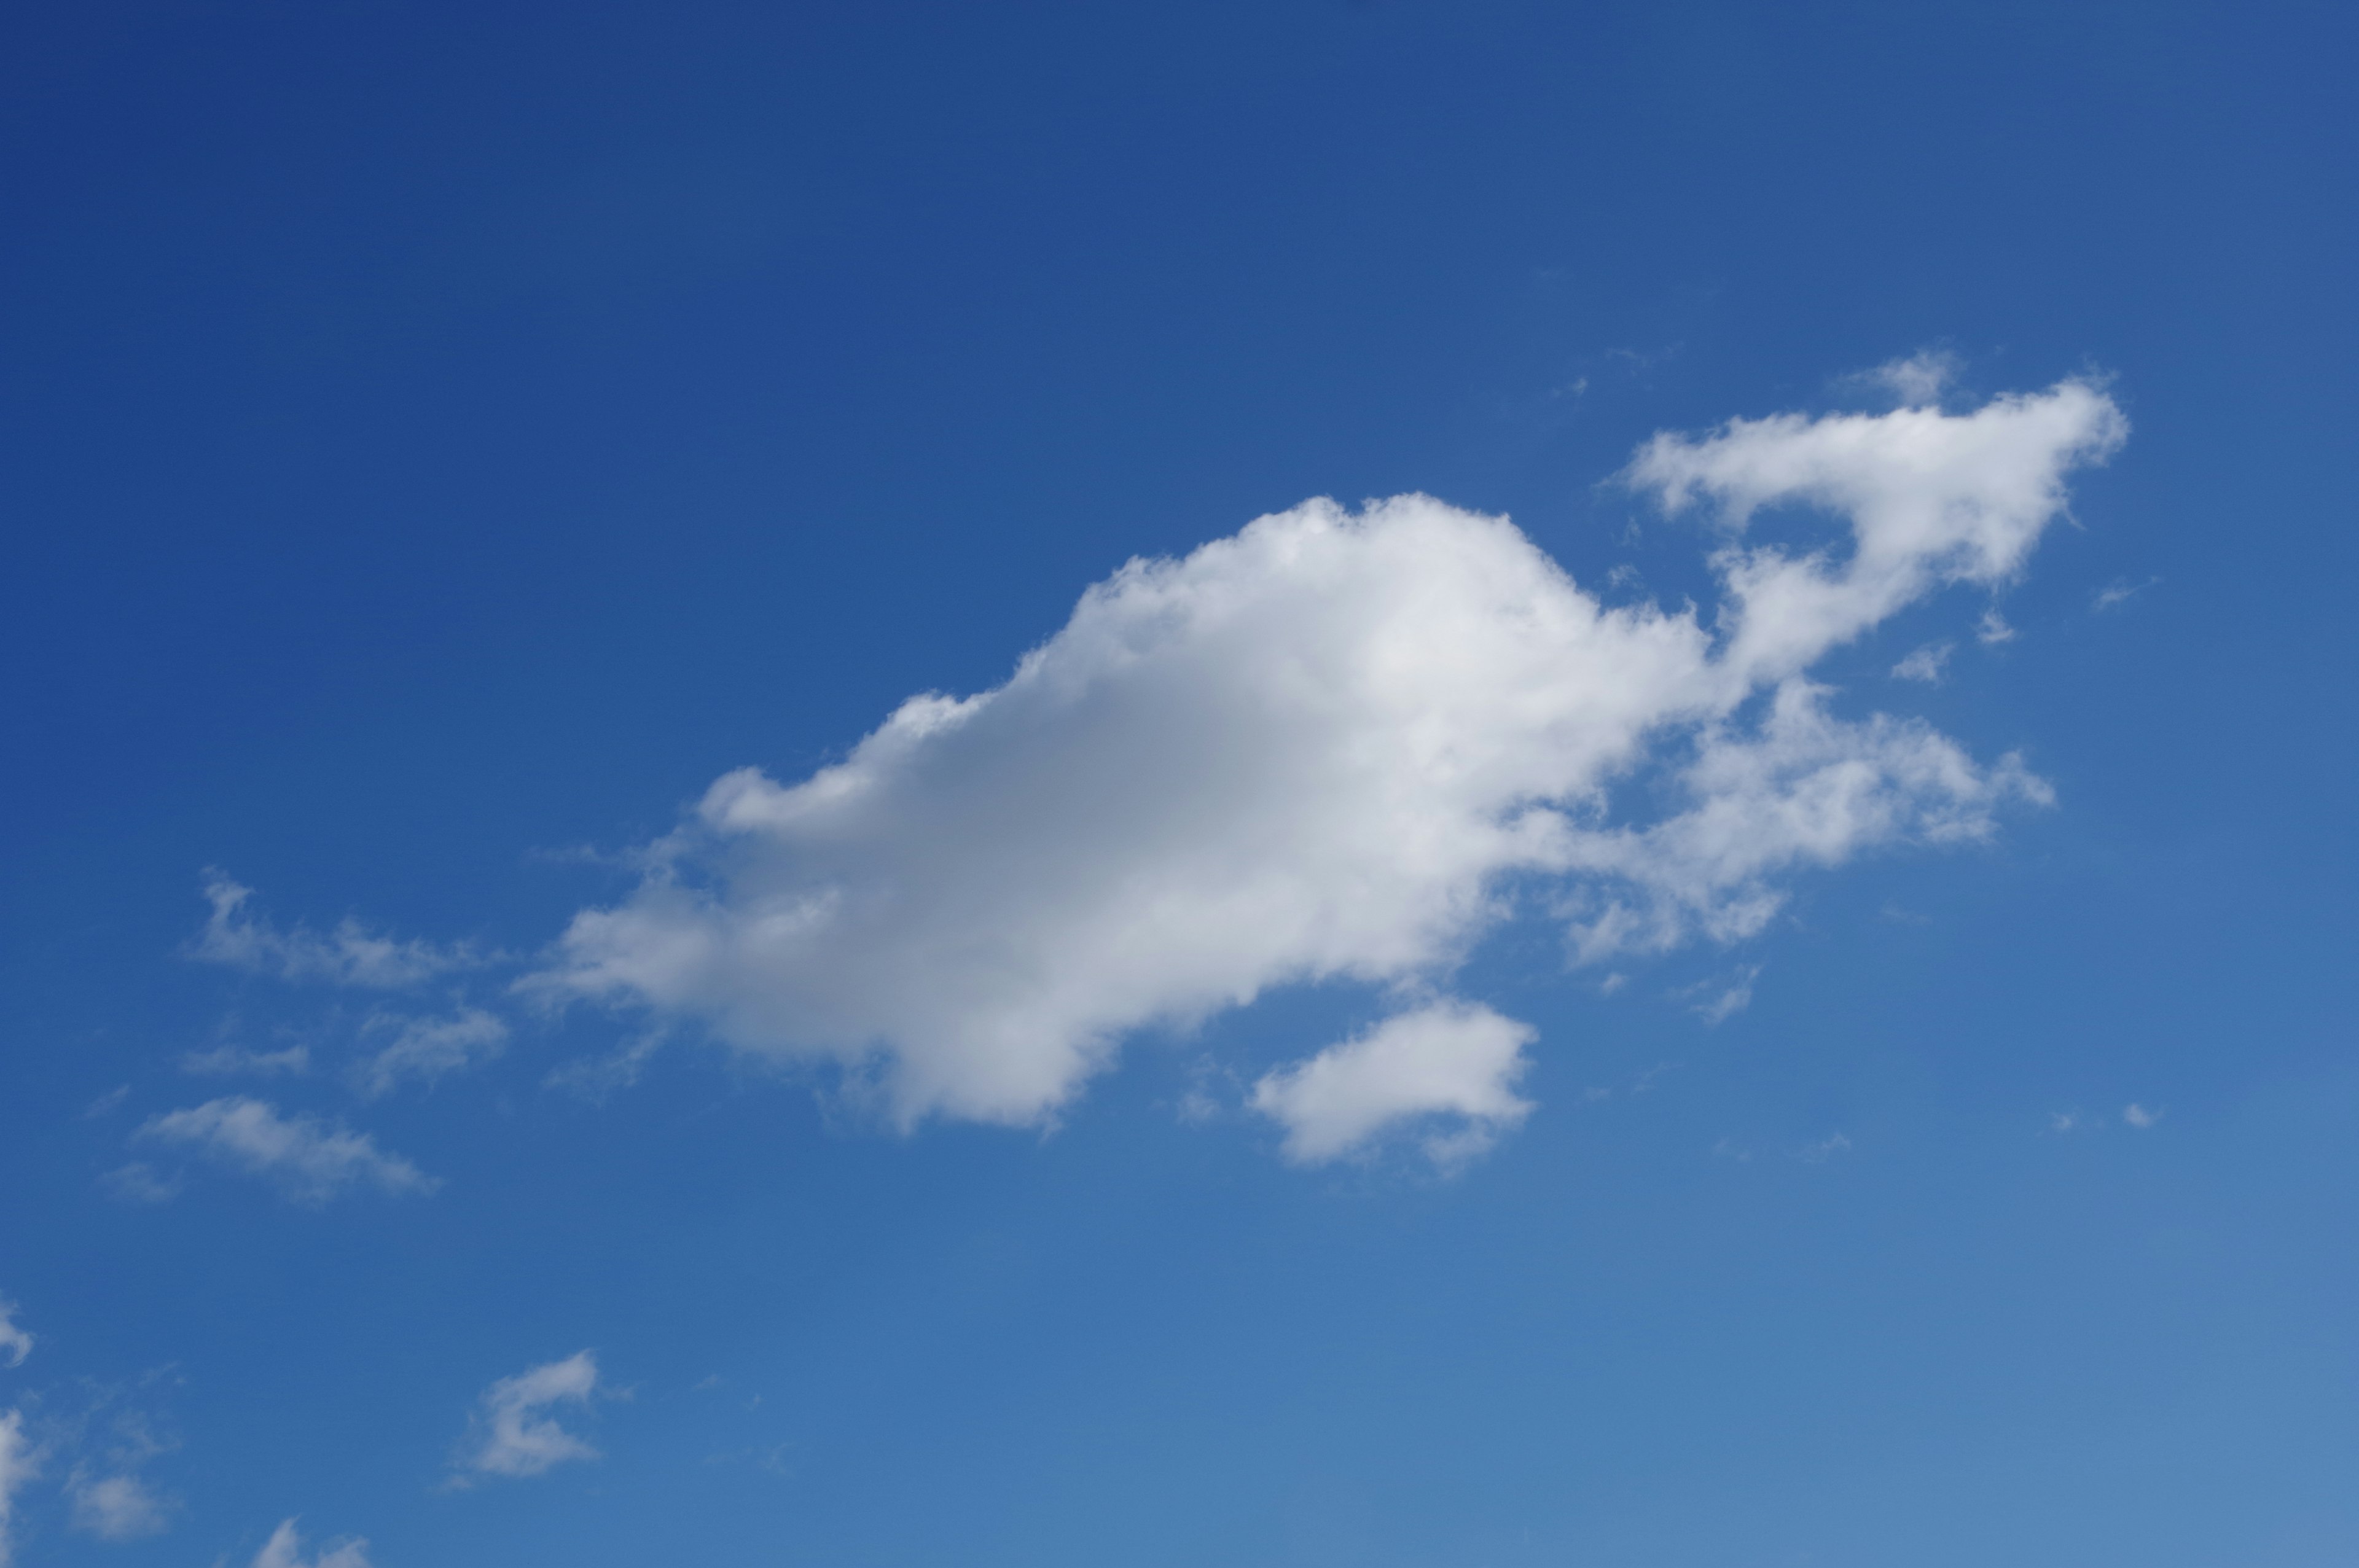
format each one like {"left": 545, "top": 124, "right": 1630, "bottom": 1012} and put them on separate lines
{"left": 529, "top": 377, "right": 2125, "bottom": 1157}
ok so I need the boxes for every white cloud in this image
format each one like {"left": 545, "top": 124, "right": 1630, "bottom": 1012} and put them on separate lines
{"left": 1250, "top": 1002, "right": 1536, "bottom": 1166}
{"left": 1858, "top": 349, "right": 1960, "bottom": 408}
{"left": 189, "top": 874, "right": 484, "bottom": 988}
{"left": 2093, "top": 575, "right": 2158, "bottom": 611}
{"left": 68, "top": 1472, "right": 168, "bottom": 1540}
{"left": 2048, "top": 1110, "right": 2080, "bottom": 1133}
{"left": 252, "top": 1518, "right": 372, "bottom": 1568}
{"left": 1556, "top": 682, "right": 2052, "bottom": 959}
{"left": 1891, "top": 642, "right": 1951, "bottom": 682}
{"left": 2122, "top": 1102, "right": 2163, "bottom": 1129}
{"left": 181, "top": 1044, "right": 310, "bottom": 1077}
{"left": 0, "top": 1409, "right": 36, "bottom": 1568}
{"left": 133, "top": 1098, "right": 437, "bottom": 1206}
{"left": 529, "top": 380, "right": 2122, "bottom": 1136}
{"left": 1622, "top": 380, "right": 2125, "bottom": 685}
{"left": 456, "top": 1351, "right": 601, "bottom": 1481}
{"left": 1975, "top": 607, "right": 2017, "bottom": 644}
{"left": 0, "top": 1301, "right": 28, "bottom": 1370}
{"left": 1686, "top": 965, "right": 1762, "bottom": 1026}
{"left": 355, "top": 1008, "right": 508, "bottom": 1098}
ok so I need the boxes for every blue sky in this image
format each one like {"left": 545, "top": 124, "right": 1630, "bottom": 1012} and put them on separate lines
{"left": 2, "top": 2, "right": 2355, "bottom": 1564}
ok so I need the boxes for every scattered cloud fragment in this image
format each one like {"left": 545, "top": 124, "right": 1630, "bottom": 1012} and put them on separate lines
{"left": 1250, "top": 1002, "right": 1536, "bottom": 1166}
{"left": 455, "top": 1352, "right": 602, "bottom": 1482}
{"left": 189, "top": 875, "right": 485, "bottom": 989}
{"left": 0, "top": 1303, "right": 28, "bottom": 1370}
{"left": 181, "top": 1045, "right": 310, "bottom": 1078}
{"left": 1892, "top": 642, "right": 1952, "bottom": 682}
{"left": 100, "top": 1164, "right": 182, "bottom": 1204}
{"left": 1858, "top": 349, "right": 1961, "bottom": 408}
{"left": 1975, "top": 607, "right": 2017, "bottom": 644}
{"left": 133, "top": 1099, "right": 437, "bottom": 1206}
{"left": 68, "top": 1471, "right": 168, "bottom": 1540}
{"left": 251, "top": 1518, "right": 372, "bottom": 1568}
{"left": 354, "top": 1009, "right": 508, "bottom": 1098}
{"left": 2092, "top": 576, "right": 2159, "bottom": 612}
{"left": 1685, "top": 965, "right": 1763, "bottom": 1026}
{"left": 2122, "top": 1102, "right": 2163, "bottom": 1129}
{"left": 0, "top": 1409, "right": 36, "bottom": 1568}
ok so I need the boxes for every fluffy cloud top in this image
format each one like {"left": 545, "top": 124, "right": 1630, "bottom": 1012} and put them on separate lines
{"left": 531, "top": 380, "right": 2122, "bottom": 1152}
{"left": 252, "top": 1518, "right": 372, "bottom": 1568}
{"left": 190, "top": 875, "right": 483, "bottom": 989}
{"left": 134, "top": 1098, "right": 438, "bottom": 1206}
{"left": 456, "top": 1351, "right": 601, "bottom": 1481}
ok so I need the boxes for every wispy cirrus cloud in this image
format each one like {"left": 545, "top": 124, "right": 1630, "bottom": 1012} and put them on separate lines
{"left": 132, "top": 1098, "right": 437, "bottom": 1206}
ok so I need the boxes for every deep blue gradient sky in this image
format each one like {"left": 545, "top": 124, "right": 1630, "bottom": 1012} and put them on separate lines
{"left": 2, "top": 3, "right": 2355, "bottom": 1565}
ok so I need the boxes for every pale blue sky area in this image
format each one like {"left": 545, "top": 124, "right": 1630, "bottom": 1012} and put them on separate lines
{"left": 1, "top": 4, "right": 2353, "bottom": 1565}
